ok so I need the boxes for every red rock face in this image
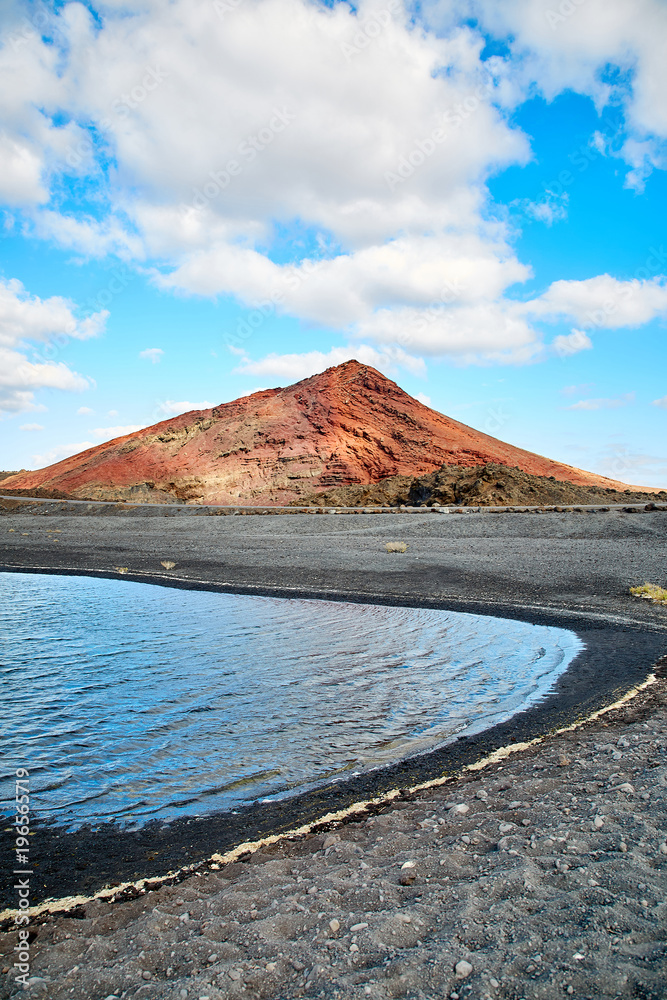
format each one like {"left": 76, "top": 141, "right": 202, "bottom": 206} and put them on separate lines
{"left": 2, "top": 360, "right": 653, "bottom": 502}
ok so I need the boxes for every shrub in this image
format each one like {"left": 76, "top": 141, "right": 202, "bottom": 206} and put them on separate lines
{"left": 630, "top": 582, "right": 667, "bottom": 605}
{"left": 385, "top": 541, "right": 408, "bottom": 553}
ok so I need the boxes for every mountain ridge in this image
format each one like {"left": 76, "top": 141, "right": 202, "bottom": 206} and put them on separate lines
{"left": 3, "top": 360, "right": 660, "bottom": 503}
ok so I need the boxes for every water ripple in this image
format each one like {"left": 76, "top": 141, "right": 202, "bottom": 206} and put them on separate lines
{"left": 0, "top": 572, "right": 582, "bottom": 829}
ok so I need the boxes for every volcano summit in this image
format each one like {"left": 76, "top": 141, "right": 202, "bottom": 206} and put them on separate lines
{"left": 1, "top": 361, "right": 649, "bottom": 504}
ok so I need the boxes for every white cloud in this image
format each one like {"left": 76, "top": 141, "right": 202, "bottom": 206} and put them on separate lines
{"left": 552, "top": 329, "right": 593, "bottom": 357}
{"left": 567, "top": 393, "right": 635, "bottom": 411}
{"left": 0, "top": 0, "right": 665, "bottom": 369}
{"left": 92, "top": 425, "right": 143, "bottom": 440}
{"left": 233, "top": 345, "right": 426, "bottom": 382}
{"left": 32, "top": 441, "right": 96, "bottom": 468}
{"left": 139, "top": 348, "right": 164, "bottom": 363}
{"left": 652, "top": 396, "right": 667, "bottom": 409}
{"left": 107, "top": 409, "right": 119, "bottom": 416}
{"left": 416, "top": 392, "right": 432, "bottom": 406}
{"left": 19, "top": 423, "right": 44, "bottom": 431}
{"left": 561, "top": 383, "right": 595, "bottom": 397}
{"left": 157, "top": 400, "right": 214, "bottom": 416}
{"left": 457, "top": 0, "right": 667, "bottom": 185}
{"left": 0, "top": 277, "right": 104, "bottom": 412}
{"left": 77, "top": 406, "right": 94, "bottom": 415}
{"left": 528, "top": 276, "right": 667, "bottom": 330}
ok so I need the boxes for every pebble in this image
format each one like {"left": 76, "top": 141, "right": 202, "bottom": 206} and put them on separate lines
{"left": 329, "top": 918, "right": 340, "bottom": 932}
{"left": 489, "top": 978, "right": 500, "bottom": 989}
{"left": 449, "top": 804, "right": 469, "bottom": 815}
{"left": 593, "top": 816, "right": 604, "bottom": 829}
{"left": 141, "top": 970, "right": 152, "bottom": 980}
{"left": 228, "top": 968, "right": 241, "bottom": 981}
{"left": 207, "top": 953, "right": 218, "bottom": 963}
{"left": 455, "top": 960, "right": 473, "bottom": 978}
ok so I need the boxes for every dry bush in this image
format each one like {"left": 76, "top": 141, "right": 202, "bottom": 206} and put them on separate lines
{"left": 630, "top": 582, "right": 667, "bottom": 605}
{"left": 385, "top": 541, "right": 408, "bottom": 553}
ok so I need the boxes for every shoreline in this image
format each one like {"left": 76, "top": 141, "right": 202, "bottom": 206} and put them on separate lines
{"left": 1, "top": 503, "right": 666, "bottom": 997}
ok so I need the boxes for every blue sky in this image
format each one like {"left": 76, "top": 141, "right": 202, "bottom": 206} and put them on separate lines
{"left": 1, "top": 0, "right": 666, "bottom": 486}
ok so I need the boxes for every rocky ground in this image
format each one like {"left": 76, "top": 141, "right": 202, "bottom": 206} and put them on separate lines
{"left": 296, "top": 463, "right": 667, "bottom": 509}
{"left": 2, "top": 678, "right": 665, "bottom": 1000}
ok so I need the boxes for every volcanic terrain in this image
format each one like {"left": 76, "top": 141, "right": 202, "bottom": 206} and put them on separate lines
{"left": 2, "top": 361, "right": 657, "bottom": 504}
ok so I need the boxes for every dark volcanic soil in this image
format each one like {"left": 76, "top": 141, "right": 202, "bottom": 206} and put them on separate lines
{"left": 295, "top": 462, "right": 667, "bottom": 508}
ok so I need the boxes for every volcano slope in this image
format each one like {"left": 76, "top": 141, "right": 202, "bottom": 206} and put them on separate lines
{"left": 1, "top": 360, "right": 660, "bottom": 504}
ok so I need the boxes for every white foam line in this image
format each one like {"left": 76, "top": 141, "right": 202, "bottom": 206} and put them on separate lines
{"left": 0, "top": 671, "right": 657, "bottom": 925}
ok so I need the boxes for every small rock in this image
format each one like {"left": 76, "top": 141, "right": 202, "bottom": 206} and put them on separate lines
{"left": 476, "top": 789, "right": 488, "bottom": 800}
{"left": 207, "top": 953, "right": 218, "bottom": 963}
{"left": 350, "top": 943, "right": 359, "bottom": 953}
{"left": 454, "top": 959, "right": 473, "bottom": 979}
{"left": 291, "top": 959, "right": 305, "bottom": 971}
{"left": 593, "top": 816, "right": 604, "bottom": 829}
{"left": 180, "top": 991, "right": 188, "bottom": 1000}
{"left": 179, "top": 911, "right": 190, "bottom": 922}
{"left": 266, "top": 962, "right": 276, "bottom": 971}
{"left": 617, "top": 782, "right": 635, "bottom": 794}
{"left": 499, "top": 822, "right": 515, "bottom": 834}
{"left": 558, "top": 755, "right": 570, "bottom": 767}
{"left": 400, "top": 873, "right": 416, "bottom": 885}
{"left": 329, "top": 918, "right": 340, "bottom": 933}
{"left": 489, "top": 978, "right": 500, "bottom": 989}
{"left": 141, "top": 970, "right": 152, "bottom": 980}
{"left": 449, "top": 804, "right": 469, "bottom": 815}
{"left": 351, "top": 922, "right": 369, "bottom": 931}
{"left": 660, "top": 843, "right": 667, "bottom": 855}
{"left": 323, "top": 834, "right": 340, "bottom": 849}
{"left": 401, "top": 860, "right": 416, "bottom": 869}
{"left": 620, "top": 841, "right": 628, "bottom": 853}
{"left": 228, "top": 968, "right": 242, "bottom": 981}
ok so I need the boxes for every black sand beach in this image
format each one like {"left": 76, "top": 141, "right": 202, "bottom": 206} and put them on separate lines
{"left": 1, "top": 500, "right": 666, "bottom": 998}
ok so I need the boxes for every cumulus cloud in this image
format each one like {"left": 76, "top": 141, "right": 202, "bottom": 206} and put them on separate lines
{"left": 76, "top": 406, "right": 94, "bottom": 415}
{"left": 32, "top": 441, "right": 96, "bottom": 468}
{"left": 450, "top": 0, "right": 667, "bottom": 186}
{"left": 653, "top": 396, "right": 667, "bottom": 409}
{"left": 157, "top": 400, "right": 215, "bottom": 415}
{"left": 0, "top": 277, "right": 104, "bottom": 413}
{"left": 552, "top": 329, "right": 593, "bottom": 357}
{"left": 19, "top": 423, "right": 44, "bottom": 431}
{"left": 233, "top": 345, "right": 426, "bottom": 381}
{"left": 139, "top": 348, "right": 164, "bottom": 363}
{"left": 0, "top": 0, "right": 665, "bottom": 367}
{"left": 92, "top": 425, "right": 143, "bottom": 440}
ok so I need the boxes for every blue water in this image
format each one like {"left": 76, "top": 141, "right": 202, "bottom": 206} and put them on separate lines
{"left": 0, "top": 572, "right": 582, "bottom": 829}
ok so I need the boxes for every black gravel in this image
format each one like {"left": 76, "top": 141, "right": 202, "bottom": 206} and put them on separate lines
{"left": 1, "top": 501, "right": 666, "bottom": 907}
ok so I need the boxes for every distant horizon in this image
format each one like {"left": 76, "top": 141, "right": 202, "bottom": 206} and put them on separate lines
{"left": 1, "top": 0, "right": 665, "bottom": 486}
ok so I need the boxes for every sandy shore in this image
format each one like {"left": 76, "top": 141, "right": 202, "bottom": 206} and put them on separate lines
{"left": 1, "top": 675, "right": 666, "bottom": 1000}
{"left": 1, "top": 501, "right": 666, "bottom": 998}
